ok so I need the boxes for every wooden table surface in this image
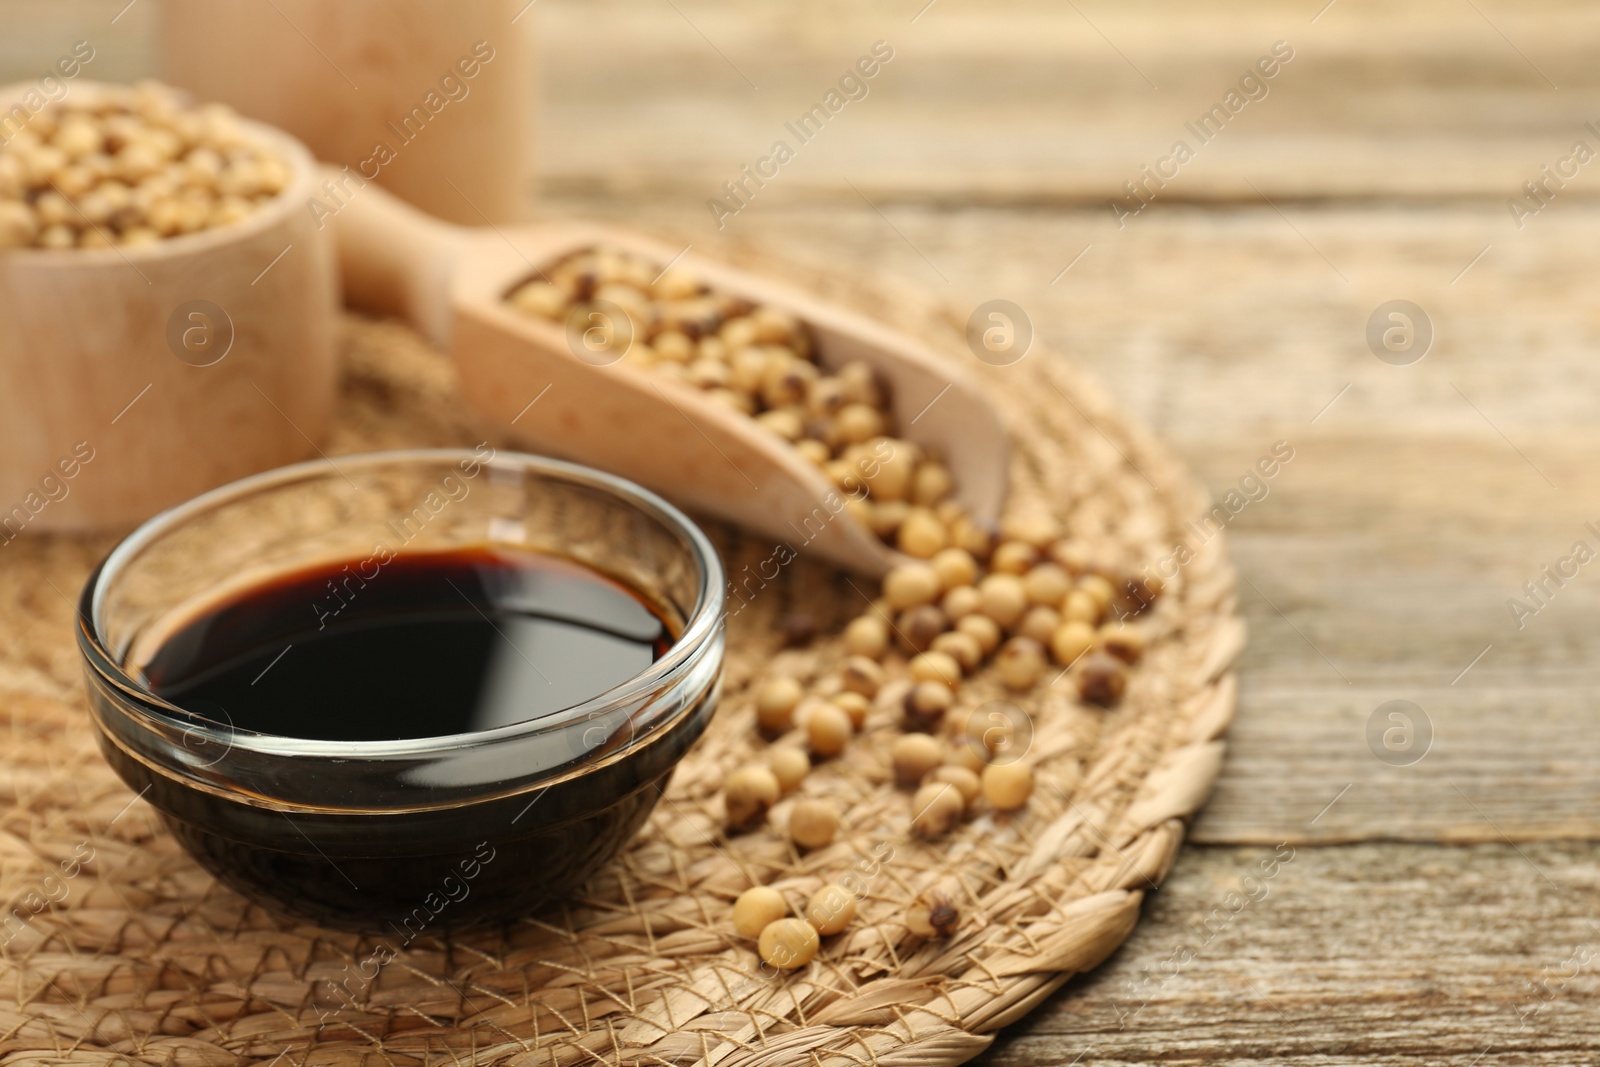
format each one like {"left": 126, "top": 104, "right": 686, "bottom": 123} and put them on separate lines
{"left": 9, "top": 1, "right": 1600, "bottom": 1062}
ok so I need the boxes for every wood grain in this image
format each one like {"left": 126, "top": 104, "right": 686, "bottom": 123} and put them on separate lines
{"left": 977, "top": 841, "right": 1600, "bottom": 1066}
{"left": 534, "top": 0, "right": 1600, "bottom": 208}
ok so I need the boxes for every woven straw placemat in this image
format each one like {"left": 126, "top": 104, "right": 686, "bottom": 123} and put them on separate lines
{"left": 0, "top": 259, "right": 1241, "bottom": 1066}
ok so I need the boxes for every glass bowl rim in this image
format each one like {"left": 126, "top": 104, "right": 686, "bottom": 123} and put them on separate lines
{"left": 76, "top": 447, "right": 726, "bottom": 761}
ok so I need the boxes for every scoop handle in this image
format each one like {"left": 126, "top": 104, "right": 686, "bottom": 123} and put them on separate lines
{"left": 317, "top": 166, "right": 463, "bottom": 347}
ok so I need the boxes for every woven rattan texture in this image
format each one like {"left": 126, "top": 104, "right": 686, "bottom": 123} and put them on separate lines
{"left": 0, "top": 264, "right": 1241, "bottom": 1066}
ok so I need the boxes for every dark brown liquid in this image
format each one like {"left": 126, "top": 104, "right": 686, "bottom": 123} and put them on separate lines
{"left": 144, "top": 546, "right": 672, "bottom": 741}
{"left": 104, "top": 547, "right": 710, "bottom": 933}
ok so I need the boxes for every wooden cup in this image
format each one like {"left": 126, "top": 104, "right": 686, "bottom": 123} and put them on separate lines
{"left": 0, "top": 83, "right": 339, "bottom": 534}
{"left": 159, "top": 0, "right": 536, "bottom": 225}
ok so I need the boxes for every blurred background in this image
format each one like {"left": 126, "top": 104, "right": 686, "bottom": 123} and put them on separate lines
{"left": 6, "top": 0, "right": 1599, "bottom": 1060}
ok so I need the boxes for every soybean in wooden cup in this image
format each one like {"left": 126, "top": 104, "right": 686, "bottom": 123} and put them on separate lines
{"left": 76, "top": 450, "right": 725, "bottom": 932}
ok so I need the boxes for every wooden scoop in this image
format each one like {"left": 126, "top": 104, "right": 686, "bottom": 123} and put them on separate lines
{"left": 327, "top": 176, "right": 1007, "bottom": 576}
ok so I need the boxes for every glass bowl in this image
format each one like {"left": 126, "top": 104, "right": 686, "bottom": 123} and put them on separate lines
{"left": 76, "top": 449, "right": 725, "bottom": 932}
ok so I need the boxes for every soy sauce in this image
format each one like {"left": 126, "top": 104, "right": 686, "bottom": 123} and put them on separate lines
{"left": 143, "top": 546, "right": 674, "bottom": 741}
